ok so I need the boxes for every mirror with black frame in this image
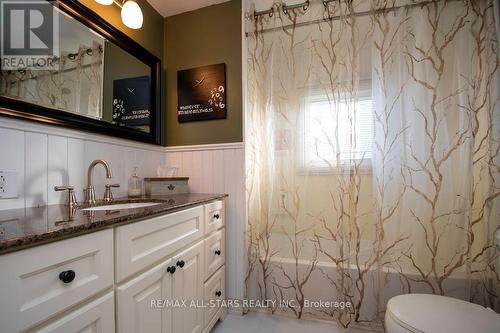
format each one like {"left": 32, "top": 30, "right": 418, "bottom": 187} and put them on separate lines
{"left": 0, "top": 0, "right": 161, "bottom": 144}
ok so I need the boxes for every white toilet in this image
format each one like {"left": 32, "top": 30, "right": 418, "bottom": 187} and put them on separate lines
{"left": 385, "top": 293, "right": 500, "bottom": 333}
{"left": 386, "top": 229, "right": 500, "bottom": 333}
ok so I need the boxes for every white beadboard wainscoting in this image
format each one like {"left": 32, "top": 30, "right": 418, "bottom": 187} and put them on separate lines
{"left": 165, "top": 142, "right": 246, "bottom": 303}
{"left": 0, "top": 116, "right": 247, "bottom": 305}
{"left": 0, "top": 117, "right": 165, "bottom": 210}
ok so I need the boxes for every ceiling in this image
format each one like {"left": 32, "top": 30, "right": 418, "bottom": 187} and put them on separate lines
{"left": 146, "top": 0, "right": 231, "bottom": 17}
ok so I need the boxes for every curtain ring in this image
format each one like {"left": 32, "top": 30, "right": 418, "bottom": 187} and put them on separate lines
{"left": 86, "top": 48, "right": 93, "bottom": 56}
{"left": 254, "top": 8, "right": 274, "bottom": 20}
{"left": 322, "top": 0, "right": 333, "bottom": 7}
{"left": 303, "top": 0, "right": 309, "bottom": 11}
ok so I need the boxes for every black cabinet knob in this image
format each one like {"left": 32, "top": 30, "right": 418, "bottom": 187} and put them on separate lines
{"left": 167, "top": 266, "right": 176, "bottom": 274}
{"left": 59, "top": 270, "right": 76, "bottom": 283}
{"left": 215, "top": 250, "right": 221, "bottom": 256}
{"left": 213, "top": 214, "right": 220, "bottom": 219}
{"left": 176, "top": 260, "right": 185, "bottom": 268}
{"left": 215, "top": 290, "right": 222, "bottom": 297}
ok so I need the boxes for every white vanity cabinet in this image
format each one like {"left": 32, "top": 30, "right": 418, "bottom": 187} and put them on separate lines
{"left": 0, "top": 199, "right": 226, "bottom": 333}
{"left": 114, "top": 205, "right": 205, "bottom": 283}
{"left": 203, "top": 266, "right": 225, "bottom": 331}
{"left": 115, "top": 200, "right": 226, "bottom": 333}
{"left": 31, "top": 292, "right": 115, "bottom": 333}
{"left": 116, "top": 240, "right": 206, "bottom": 333}
{"left": 172, "top": 241, "right": 205, "bottom": 333}
{"left": 0, "top": 229, "right": 114, "bottom": 333}
{"left": 116, "top": 257, "right": 175, "bottom": 333}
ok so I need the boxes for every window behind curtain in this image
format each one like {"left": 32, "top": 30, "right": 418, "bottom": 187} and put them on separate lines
{"left": 304, "top": 96, "right": 374, "bottom": 171}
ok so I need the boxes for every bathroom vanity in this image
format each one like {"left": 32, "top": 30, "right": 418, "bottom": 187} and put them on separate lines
{"left": 0, "top": 194, "right": 227, "bottom": 333}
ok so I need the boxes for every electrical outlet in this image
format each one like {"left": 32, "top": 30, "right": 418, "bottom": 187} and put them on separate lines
{"left": 0, "top": 171, "right": 18, "bottom": 199}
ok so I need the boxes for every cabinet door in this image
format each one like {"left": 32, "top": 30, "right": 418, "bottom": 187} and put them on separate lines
{"left": 116, "top": 258, "right": 174, "bottom": 333}
{"left": 204, "top": 200, "right": 224, "bottom": 235}
{"left": 204, "top": 229, "right": 225, "bottom": 279}
{"left": 30, "top": 292, "right": 115, "bottom": 333}
{"left": 203, "top": 265, "right": 225, "bottom": 328}
{"left": 173, "top": 241, "right": 205, "bottom": 333}
{"left": 0, "top": 229, "right": 113, "bottom": 333}
{"left": 115, "top": 205, "right": 204, "bottom": 282}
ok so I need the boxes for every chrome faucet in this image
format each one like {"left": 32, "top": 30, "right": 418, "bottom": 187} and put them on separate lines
{"left": 54, "top": 185, "right": 77, "bottom": 208}
{"left": 85, "top": 159, "right": 113, "bottom": 205}
{"left": 103, "top": 183, "right": 120, "bottom": 203}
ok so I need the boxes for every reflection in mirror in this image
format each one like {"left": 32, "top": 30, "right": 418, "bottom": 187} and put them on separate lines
{"left": 0, "top": 9, "right": 105, "bottom": 118}
{"left": 103, "top": 42, "right": 151, "bottom": 133}
{"left": 0, "top": 4, "right": 152, "bottom": 134}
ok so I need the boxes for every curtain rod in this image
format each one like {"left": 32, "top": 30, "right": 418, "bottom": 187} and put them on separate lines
{"left": 5, "top": 62, "right": 100, "bottom": 84}
{"left": 245, "top": 0, "right": 456, "bottom": 37}
{"left": 5, "top": 45, "right": 103, "bottom": 73}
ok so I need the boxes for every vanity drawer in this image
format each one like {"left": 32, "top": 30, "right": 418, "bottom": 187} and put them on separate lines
{"left": 0, "top": 229, "right": 113, "bottom": 333}
{"left": 205, "top": 200, "right": 224, "bottom": 235}
{"left": 115, "top": 205, "right": 204, "bottom": 282}
{"left": 29, "top": 292, "right": 115, "bottom": 333}
{"left": 203, "top": 265, "right": 225, "bottom": 328}
{"left": 204, "top": 229, "right": 225, "bottom": 279}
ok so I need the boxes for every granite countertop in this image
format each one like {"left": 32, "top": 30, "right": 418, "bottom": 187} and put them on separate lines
{"left": 0, "top": 193, "right": 227, "bottom": 255}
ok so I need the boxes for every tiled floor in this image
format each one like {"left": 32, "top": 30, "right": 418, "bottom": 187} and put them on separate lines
{"left": 212, "top": 312, "right": 375, "bottom": 333}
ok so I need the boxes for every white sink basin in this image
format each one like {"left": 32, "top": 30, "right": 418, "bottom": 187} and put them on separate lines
{"left": 81, "top": 202, "right": 161, "bottom": 211}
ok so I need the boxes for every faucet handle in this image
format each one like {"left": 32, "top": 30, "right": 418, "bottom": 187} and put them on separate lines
{"left": 103, "top": 184, "right": 120, "bottom": 203}
{"left": 54, "top": 185, "right": 74, "bottom": 191}
{"left": 54, "top": 186, "right": 77, "bottom": 208}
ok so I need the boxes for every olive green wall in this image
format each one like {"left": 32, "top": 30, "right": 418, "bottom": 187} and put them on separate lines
{"left": 80, "top": 0, "right": 243, "bottom": 146}
{"left": 79, "top": 0, "right": 164, "bottom": 59}
{"left": 164, "top": 0, "right": 243, "bottom": 146}
{"left": 80, "top": 0, "right": 165, "bottom": 144}
{"left": 102, "top": 42, "right": 150, "bottom": 123}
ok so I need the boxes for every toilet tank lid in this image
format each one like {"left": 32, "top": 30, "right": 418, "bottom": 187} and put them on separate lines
{"left": 386, "top": 294, "right": 500, "bottom": 333}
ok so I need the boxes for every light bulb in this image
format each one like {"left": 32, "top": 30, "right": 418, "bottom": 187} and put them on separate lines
{"left": 94, "top": 0, "right": 114, "bottom": 5}
{"left": 121, "top": 0, "right": 143, "bottom": 29}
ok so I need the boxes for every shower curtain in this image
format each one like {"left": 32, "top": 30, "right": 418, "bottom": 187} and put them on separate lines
{"left": 0, "top": 41, "right": 104, "bottom": 119}
{"left": 244, "top": 0, "right": 499, "bottom": 329}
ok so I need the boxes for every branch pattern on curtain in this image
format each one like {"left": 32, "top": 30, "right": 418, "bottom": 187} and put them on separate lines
{"left": 0, "top": 41, "right": 104, "bottom": 119}
{"left": 245, "top": 0, "right": 499, "bottom": 329}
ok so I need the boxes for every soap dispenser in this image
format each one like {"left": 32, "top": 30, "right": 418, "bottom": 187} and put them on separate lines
{"left": 128, "top": 167, "right": 143, "bottom": 197}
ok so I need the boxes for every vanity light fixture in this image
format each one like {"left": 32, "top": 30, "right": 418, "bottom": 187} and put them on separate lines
{"left": 121, "top": 0, "right": 143, "bottom": 29}
{"left": 94, "top": 0, "right": 114, "bottom": 5}
{"left": 94, "top": 0, "right": 143, "bottom": 30}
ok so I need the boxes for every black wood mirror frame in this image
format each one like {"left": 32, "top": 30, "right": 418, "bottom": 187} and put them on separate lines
{"left": 0, "top": 0, "right": 162, "bottom": 145}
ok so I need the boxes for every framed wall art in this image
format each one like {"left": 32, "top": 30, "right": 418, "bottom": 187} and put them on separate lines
{"left": 177, "top": 63, "right": 226, "bottom": 122}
